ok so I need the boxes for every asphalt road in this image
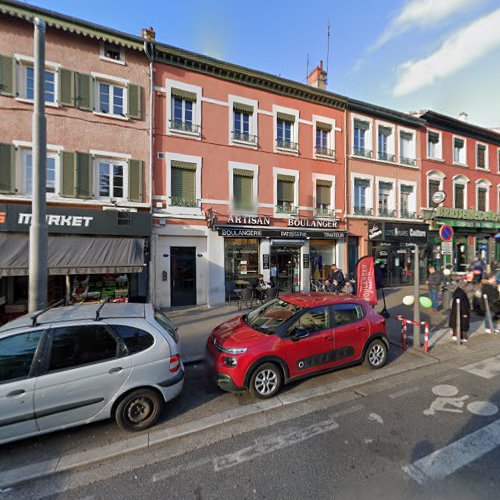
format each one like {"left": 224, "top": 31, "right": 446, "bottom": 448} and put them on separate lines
{"left": 3, "top": 352, "right": 500, "bottom": 500}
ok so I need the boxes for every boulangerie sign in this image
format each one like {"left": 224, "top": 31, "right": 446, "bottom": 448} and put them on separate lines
{"left": 356, "top": 256, "right": 377, "bottom": 306}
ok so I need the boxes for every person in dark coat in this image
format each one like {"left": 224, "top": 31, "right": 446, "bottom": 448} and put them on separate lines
{"left": 328, "top": 264, "right": 345, "bottom": 294}
{"left": 449, "top": 281, "right": 470, "bottom": 342}
{"left": 480, "top": 274, "right": 500, "bottom": 333}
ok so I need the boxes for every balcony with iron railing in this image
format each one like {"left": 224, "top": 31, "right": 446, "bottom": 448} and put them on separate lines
{"left": 353, "top": 206, "right": 373, "bottom": 216}
{"left": 378, "top": 208, "right": 397, "bottom": 218}
{"left": 169, "top": 196, "right": 201, "bottom": 208}
{"left": 276, "top": 202, "right": 299, "bottom": 215}
{"left": 377, "top": 151, "right": 396, "bottom": 163}
{"left": 353, "top": 147, "right": 373, "bottom": 159}
{"left": 314, "top": 206, "right": 336, "bottom": 218}
{"left": 315, "top": 146, "right": 336, "bottom": 159}
{"left": 231, "top": 131, "right": 258, "bottom": 144}
{"left": 400, "top": 156, "right": 417, "bottom": 166}
{"left": 400, "top": 210, "right": 417, "bottom": 219}
{"left": 276, "top": 139, "right": 299, "bottom": 151}
{"left": 169, "top": 119, "right": 201, "bottom": 135}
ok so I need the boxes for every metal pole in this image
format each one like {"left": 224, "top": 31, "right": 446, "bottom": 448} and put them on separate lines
{"left": 28, "top": 18, "right": 48, "bottom": 313}
{"left": 484, "top": 294, "right": 495, "bottom": 335}
{"left": 413, "top": 244, "right": 420, "bottom": 348}
{"left": 456, "top": 298, "right": 461, "bottom": 344}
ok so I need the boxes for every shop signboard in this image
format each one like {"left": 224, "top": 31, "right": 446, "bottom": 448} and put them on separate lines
{"left": 226, "top": 215, "right": 271, "bottom": 226}
{"left": 356, "top": 256, "right": 377, "bottom": 306}
{"left": 303, "top": 254, "right": 310, "bottom": 269}
{"left": 425, "top": 207, "right": 500, "bottom": 230}
{"left": 287, "top": 217, "right": 339, "bottom": 229}
{"left": 217, "top": 226, "right": 347, "bottom": 240}
{"left": 441, "top": 241, "right": 453, "bottom": 255}
{"left": 263, "top": 254, "right": 270, "bottom": 270}
{"left": 367, "top": 222, "right": 428, "bottom": 243}
{"left": 0, "top": 203, "right": 151, "bottom": 236}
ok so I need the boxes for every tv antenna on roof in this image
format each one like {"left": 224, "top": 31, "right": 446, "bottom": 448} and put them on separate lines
{"left": 326, "top": 20, "right": 331, "bottom": 76}
{"left": 306, "top": 53, "right": 309, "bottom": 82}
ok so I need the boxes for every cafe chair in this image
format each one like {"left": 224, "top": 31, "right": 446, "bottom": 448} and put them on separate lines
{"left": 238, "top": 288, "right": 254, "bottom": 310}
{"left": 264, "top": 287, "right": 279, "bottom": 303}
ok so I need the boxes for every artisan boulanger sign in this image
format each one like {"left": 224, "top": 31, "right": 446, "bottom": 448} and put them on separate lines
{"left": 218, "top": 226, "right": 346, "bottom": 240}
{"left": 434, "top": 207, "right": 500, "bottom": 223}
{"left": 287, "top": 218, "right": 339, "bottom": 228}
{"left": 368, "top": 222, "right": 428, "bottom": 243}
{"left": 225, "top": 216, "right": 339, "bottom": 228}
{"left": 0, "top": 203, "right": 151, "bottom": 236}
{"left": 226, "top": 215, "right": 271, "bottom": 225}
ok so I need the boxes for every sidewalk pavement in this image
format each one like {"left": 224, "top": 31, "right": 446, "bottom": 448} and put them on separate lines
{"left": 166, "top": 285, "right": 493, "bottom": 363}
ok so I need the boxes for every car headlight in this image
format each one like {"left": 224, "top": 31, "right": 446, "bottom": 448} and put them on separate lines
{"left": 223, "top": 347, "right": 247, "bottom": 354}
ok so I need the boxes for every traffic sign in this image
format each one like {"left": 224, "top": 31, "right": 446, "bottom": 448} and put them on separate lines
{"left": 439, "top": 224, "right": 454, "bottom": 242}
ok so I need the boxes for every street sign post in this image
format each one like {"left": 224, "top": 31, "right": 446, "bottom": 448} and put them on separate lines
{"left": 439, "top": 224, "right": 454, "bottom": 242}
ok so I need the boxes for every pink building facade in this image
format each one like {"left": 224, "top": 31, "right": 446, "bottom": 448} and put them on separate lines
{"left": 150, "top": 51, "right": 348, "bottom": 307}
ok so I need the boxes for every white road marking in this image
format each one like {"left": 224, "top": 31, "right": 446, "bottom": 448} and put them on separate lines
{"left": 432, "top": 385, "right": 459, "bottom": 397}
{"left": 389, "top": 387, "right": 419, "bottom": 399}
{"left": 151, "top": 457, "right": 212, "bottom": 483}
{"left": 403, "top": 417, "right": 500, "bottom": 484}
{"left": 460, "top": 355, "right": 500, "bottom": 379}
{"left": 467, "top": 401, "right": 499, "bottom": 416}
{"left": 368, "top": 413, "right": 384, "bottom": 424}
{"left": 364, "top": 438, "right": 373, "bottom": 444}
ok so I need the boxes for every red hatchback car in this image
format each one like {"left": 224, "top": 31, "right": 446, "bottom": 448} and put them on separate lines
{"left": 206, "top": 293, "right": 389, "bottom": 399}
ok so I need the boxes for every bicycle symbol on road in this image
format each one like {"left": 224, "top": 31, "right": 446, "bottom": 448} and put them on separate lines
{"left": 423, "top": 385, "right": 498, "bottom": 417}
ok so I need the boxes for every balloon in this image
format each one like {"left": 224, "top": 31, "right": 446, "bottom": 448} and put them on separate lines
{"left": 402, "top": 295, "right": 415, "bottom": 306}
{"left": 443, "top": 268, "right": 451, "bottom": 276}
{"left": 419, "top": 296, "right": 433, "bottom": 308}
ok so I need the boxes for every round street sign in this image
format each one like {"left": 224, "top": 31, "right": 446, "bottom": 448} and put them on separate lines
{"left": 432, "top": 190, "right": 447, "bottom": 205}
{"left": 439, "top": 224, "right": 454, "bottom": 242}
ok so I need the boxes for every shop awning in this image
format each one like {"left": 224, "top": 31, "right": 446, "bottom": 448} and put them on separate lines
{"left": 0, "top": 234, "right": 145, "bottom": 277}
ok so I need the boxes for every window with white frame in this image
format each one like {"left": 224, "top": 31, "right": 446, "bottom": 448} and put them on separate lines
{"left": 170, "top": 89, "right": 198, "bottom": 134}
{"left": 476, "top": 143, "right": 488, "bottom": 170}
{"left": 377, "top": 180, "right": 395, "bottom": 217}
{"left": 427, "top": 131, "right": 442, "bottom": 160}
{"left": 476, "top": 180, "right": 489, "bottom": 211}
{"left": 353, "top": 119, "right": 371, "bottom": 158}
{"left": 453, "top": 176, "right": 468, "bottom": 209}
{"left": 399, "top": 130, "right": 416, "bottom": 166}
{"left": 453, "top": 137, "right": 466, "bottom": 165}
{"left": 96, "top": 79, "right": 126, "bottom": 117}
{"left": 21, "top": 148, "right": 58, "bottom": 196}
{"left": 276, "top": 174, "right": 297, "bottom": 214}
{"left": 276, "top": 113, "right": 297, "bottom": 151}
{"left": 232, "top": 168, "right": 255, "bottom": 212}
{"left": 400, "top": 184, "right": 416, "bottom": 218}
{"left": 100, "top": 42, "right": 125, "bottom": 63}
{"left": 231, "top": 102, "right": 257, "bottom": 145}
{"left": 315, "top": 179, "right": 333, "bottom": 216}
{"left": 18, "top": 63, "right": 57, "bottom": 104}
{"left": 377, "top": 125, "right": 395, "bottom": 162}
{"left": 353, "top": 177, "right": 372, "bottom": 215}
{"left": 315, "top": 124, "right": 334, "bottom": 158}
{"left": 96, "top": 158, "right": 127, "bottom": 201}
{"left": 427, "top": 171, "right": 444, "bottom": 207}
{"left": 170, "top": 161, "right": 198, "bottom": 207}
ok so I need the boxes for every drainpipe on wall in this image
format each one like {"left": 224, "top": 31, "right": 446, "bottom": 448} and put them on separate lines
{"left": 344, "top": 106, "right": 349, "bottom": 274}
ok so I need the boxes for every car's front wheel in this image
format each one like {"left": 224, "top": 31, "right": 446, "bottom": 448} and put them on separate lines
{"left": 115, "top": 389, "right": 164, "bottom": 431}
{"left": 249, "top": 362, "right": 282, "bottom": 399}
{"left": 365, "top": 339, "right": 388, "bottom": 369}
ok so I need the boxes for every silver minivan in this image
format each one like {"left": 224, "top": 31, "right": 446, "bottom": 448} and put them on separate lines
{"left": 0, "top": 302, "right": 184, "bottom": 445}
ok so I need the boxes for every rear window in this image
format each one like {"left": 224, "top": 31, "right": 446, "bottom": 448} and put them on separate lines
{"left": 113, "top": 325, "right": 155, "bottom": 354}
{"left": 154, "top": 310, "right": 179, "bottom": 343}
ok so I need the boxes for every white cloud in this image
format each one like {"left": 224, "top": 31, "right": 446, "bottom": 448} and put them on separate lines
{"left": 393, "top": 8, "right": 500, "bottom": 96}
{"left": 374, "top": 0, "right": 479, "bottom": 50}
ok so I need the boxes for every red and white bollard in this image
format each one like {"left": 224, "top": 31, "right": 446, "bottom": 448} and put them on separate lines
{"left": 396, "top": 315, "right": 408, "bottom": 350}
{"left": 423, "top": 322, "right": 429, "bottom": 353}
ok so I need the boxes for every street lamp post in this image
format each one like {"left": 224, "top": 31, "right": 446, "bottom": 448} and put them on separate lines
{"left": 413, "top": 244, "right": 420, "bottom": 349}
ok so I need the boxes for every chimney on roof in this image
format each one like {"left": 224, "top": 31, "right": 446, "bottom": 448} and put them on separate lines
{"left": 458, "top": 112, "right": 468, "bottom": 122}
{"left": 307, "top": 60, "right": 327, "bottom": 90}
{"left": 141, "top": 26, "right": 156, "bottom": 41}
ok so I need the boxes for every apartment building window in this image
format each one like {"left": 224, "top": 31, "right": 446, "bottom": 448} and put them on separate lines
{"left": 428, "top": 179, "right": 441, "bottom": 208}
{"left": 96, "top": 80, "right": 126, "bottom": 117}
{"left": 100, "top": 42, "right": 125, "bottom": 63}
{"left": 170, "top": 161, "right": 198, "bottom": 207}
{"left": 353, "top": 119, "right": 371, "bottom": 158}
{"left": 315, "top": 126, "right": 334, "bottom": 158}
{"left": 453, "top": 137, "right": 466, "bottom": 165}
{"left": 427, "top": 131, "right": 442, "bottom": 160}
{"left": 232, "top": 103, "right": 257, "bottom": 144}
{"left": 167, "top": 82, "right": 202, "bottom": 136}
{"left": 399, "top": 131, "right": 416, "bottom": 166}
{"left": 476, "top": 144, "right": 488, "bottom": 170}
{"left": 21, "top": 149, "right": 58, "bottom": 196}
{"left": 315, "top": 180, "right": 332, "bottom": 216}
{"left": 400, "top": 185, "right": 415, "bottom": 218}
{"left": 454, "top": 183, "right": 465, "bottom": 209}
{"left": 276, "top": 174, "right": 297, "bottom": 214}
{"left": 377, "top": 126, "right": 394, "bottom": 162}
{"left": 233, "top": 169, "right": 254, "bottom": 211}
{"left": 97, "top": 159, "right": 127, "bottom": 201}
{"left": 476, "top": 180, "right": 489, "bottom": 212}
{"left": 378, "top": 181, "right": 394, "bottom": 217}
{"left": 353, "top": 178, "right": 371, "bottom": 215}
{"left": 276, "top": 114, "right": 297, "bottom": 151}
{"left": 19, "top": 64, "right": 56, "bottom": 104}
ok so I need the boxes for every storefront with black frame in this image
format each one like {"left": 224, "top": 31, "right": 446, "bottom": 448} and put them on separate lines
{"left": 0, "top": 203, "right": 150, "bottom": 323}
{"left": 367, "top": 221, "right": 429, "bottom": 286}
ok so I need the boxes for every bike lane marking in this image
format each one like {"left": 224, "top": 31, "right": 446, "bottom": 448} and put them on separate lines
{"left": 403, "top": 417, "right": 500, "bottom": 484}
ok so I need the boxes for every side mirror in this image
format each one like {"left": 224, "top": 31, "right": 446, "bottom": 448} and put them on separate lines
{"left": 292, "top": 327, "right": 309, "bottom": 340}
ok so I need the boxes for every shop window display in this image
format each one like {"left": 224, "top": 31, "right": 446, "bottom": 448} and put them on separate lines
{"left": 224, "top": 239, "right": 259, "bottom": 299}
{"left": 310, "top": 240, "right": 335, "bottom": 281}
{"left": 71, "top": 274, "right": 129, "bottom": 303}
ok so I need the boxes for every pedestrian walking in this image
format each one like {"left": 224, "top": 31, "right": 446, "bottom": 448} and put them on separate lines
{"left": 471, "top": 255, "right": 485, "bottom": 284}
{"left": 426, "top": 265, "right": 442, "bottom": 312}
{"left": 328, "top": 264, "right": 345, "bottom": 294}
{"left": 449, "top": 280, "right": 470, "bottom": 343}
{"left": 480, "top": 273, "right": 500, "bottom": 333}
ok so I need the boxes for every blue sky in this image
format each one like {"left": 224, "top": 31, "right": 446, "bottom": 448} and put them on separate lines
{"left": 31, "top": 0, "right": 500, "bottom": 128}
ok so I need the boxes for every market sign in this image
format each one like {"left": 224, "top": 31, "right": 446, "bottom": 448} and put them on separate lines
{"left": 368, "top": 222, "right": 428, "bottom": 243}
{"left": 217, "top": 226, "right": 347, "bottom": 240}
{"left": 433, "top": 207, "right": 500, "bottom": 223}
{"left": 0, "top": 203, "right": 151, "bottom": 236}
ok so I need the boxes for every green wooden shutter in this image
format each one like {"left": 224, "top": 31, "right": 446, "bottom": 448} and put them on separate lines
{"left": 233, "top": 169, "right": 253, "bottom": 208}
{"left": 0, "top": 55, "right": 15, "bottom": 96}
{"left": 477, "top": 145, "right": 486, "bottom": 168}
{"left": 171, "top": 162, "right": 196, "bottom": 202}
{"left": 128, "top": 159, "right": 143, "bottom": 202}
{"left": 127, "top": 84, "right": 142, "bottom": 120}
{"left": 277, "top": 175, "right": 295, "bottom": 203}
{"left": 0, "top": 143, "right": 15, "bottom": 193}
{"left": 59, "top": 68, "right": 75, "bottom": 107}
{"left": 60, "top": 150, "right": 76, "bottom": 197}
{"left": 75, "top": 152, "right": 93, "bottom": 198}
{"left": 76, "top": 73, "right": 93, "bottom": 111}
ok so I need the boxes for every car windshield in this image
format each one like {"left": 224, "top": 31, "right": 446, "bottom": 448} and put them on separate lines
{"left": 245, "top": 299, "right": 303, "bottom": 334}
{"left": 154, "top": 309, "right": 179, "bottom": 343}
